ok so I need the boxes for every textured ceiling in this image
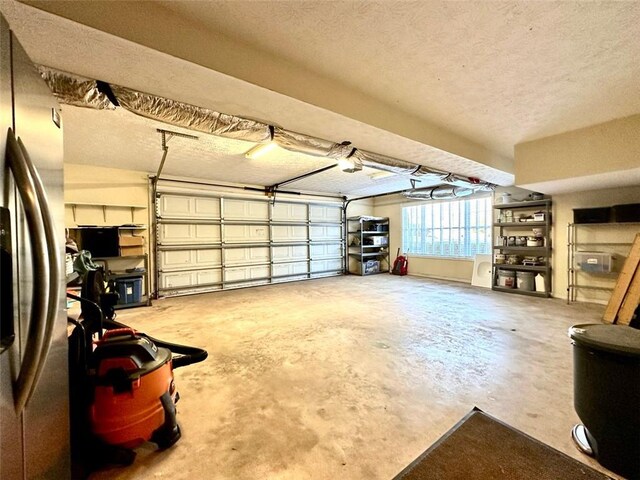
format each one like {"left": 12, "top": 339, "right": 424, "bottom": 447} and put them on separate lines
{"left": 62, "top": 106, "right": 323, "bottom": 188}
{"left": 5, "top": 1, "right": 638, "bottom": 195}
{"left": 158, "top": 0, "right": 640, "bottom": 157}
{"left": 61, "top": 105, "right": 437, "bottom": 197}
{"left": 1, "top": 1, "right": 513, "bottom": 197}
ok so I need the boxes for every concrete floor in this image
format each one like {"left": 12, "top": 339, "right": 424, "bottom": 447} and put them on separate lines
{"left": 90, "top": 275, "right": 618, "bottom": 480}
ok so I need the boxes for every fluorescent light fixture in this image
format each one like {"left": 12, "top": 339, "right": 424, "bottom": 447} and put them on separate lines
{"left": 368, "top": 170, "right": 396, "bottom": 180}
{"left": 338, "top": 157, "right": 362, "bottom": 173}
{"left": 245, "top": 142, "right": 278, "bottom": 159}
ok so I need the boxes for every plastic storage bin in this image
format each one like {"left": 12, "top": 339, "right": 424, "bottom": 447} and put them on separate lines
{"left": 363, "top": 260, "right": 380, "bottom": 274}
{"left": 569, "top": 324, "right": 640, "bottom": 479}
{"left": 363, "top": 236, "right": 388, "bottom": 246}
{"left": 574, "top": 251, "right": 615, "bottom": 273}
{"left": 116, "top": 276, "right": 143, "bottom": 305}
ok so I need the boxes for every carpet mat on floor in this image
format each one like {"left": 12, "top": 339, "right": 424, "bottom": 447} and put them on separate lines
{"left": 393, "top": 407, "right": 612, "bottom": 480}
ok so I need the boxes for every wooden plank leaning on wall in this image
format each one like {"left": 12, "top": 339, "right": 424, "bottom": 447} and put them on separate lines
{"left": 603, "top": 233, "right": 640, "bottom": 325}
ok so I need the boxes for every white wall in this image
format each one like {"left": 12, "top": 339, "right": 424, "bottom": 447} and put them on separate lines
{"left": 345, "top": 199, "right": 375, "bottom": 219}
{"left": 64, "top": 163, "right": 150, "bottom": 226}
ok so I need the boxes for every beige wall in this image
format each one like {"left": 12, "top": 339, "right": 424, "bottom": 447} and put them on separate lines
{"left": 373, "top": 195, "right": 475, "bottom": 283}
{"left": 64, "top": 163, "right": 150, "bottom": 227}
{"left": 345, "top": 199, "right": 374, "bottom": 219}
{"left": 515, "top": 114, "right": 640, "bottom": 191}
{"left": 551, "top": 185, "right": 640, "bottom": 303}
{"left": 64, "top": 162, "right": 152, "bottom": 296}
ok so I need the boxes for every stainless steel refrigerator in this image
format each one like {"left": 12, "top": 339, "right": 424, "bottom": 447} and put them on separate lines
{"left": 0, "top": 12, "right": 69, "bottom": 480}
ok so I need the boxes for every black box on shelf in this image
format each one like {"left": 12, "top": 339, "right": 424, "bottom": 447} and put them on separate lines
{"left": 77, "top": 227, "right": 119, "bottom": 257}
{"left": 611, "top": 203, "right": 640, "bottom": 223}
{"left": 573, "top": 207, "right": 611, "bottom": 224}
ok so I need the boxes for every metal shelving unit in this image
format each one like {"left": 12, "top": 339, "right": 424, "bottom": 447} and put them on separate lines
{"left": 567, "top": 222, "right": 640, "bottom": 303}
{"left": 347, "top": 216, "right": 389, "bottom": 275}
{"left": 492, "top": 199, "right": 552, "bottom": 297}
{"left": 67, "top": 223, "right": 151, "bottom": 309}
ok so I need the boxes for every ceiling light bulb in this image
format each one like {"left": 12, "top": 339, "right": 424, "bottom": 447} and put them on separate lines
{"left": 338, "top": 157, "right": 361, "bottom": 173}
{"left": 245, "top": 142, "right": 278, "bottom": 159}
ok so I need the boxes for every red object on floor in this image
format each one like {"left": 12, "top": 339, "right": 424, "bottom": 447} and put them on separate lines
{"left": 392, "top": 249, "right": 408, "bottom": 276}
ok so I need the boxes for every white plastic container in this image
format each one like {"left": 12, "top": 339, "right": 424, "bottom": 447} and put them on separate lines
{"left": 526, "top": 237, "right": 543, "bottom": 247}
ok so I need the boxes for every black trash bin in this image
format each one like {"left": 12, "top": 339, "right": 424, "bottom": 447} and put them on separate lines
{"left": 569, "top": 324, "right": 640, "bottom": 479}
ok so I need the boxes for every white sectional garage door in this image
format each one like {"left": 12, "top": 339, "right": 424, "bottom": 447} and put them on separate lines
{"left": 156, "top": 189, "right": 344, "bottom": 296}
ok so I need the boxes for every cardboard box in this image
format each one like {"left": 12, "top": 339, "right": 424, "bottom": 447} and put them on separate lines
{"left": 118, "top": 234, "right": 144, "bottom": 246}
{"left": 119, "top": 245, "right": 144, "bottom": 256}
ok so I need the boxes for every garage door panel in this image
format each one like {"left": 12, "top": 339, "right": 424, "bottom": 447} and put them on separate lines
{"left": 195, "top": 197, "right": 221, "bottom": 218}
{"left": 311, "top": 258, "right": 342, "bottom": 273}
{"left": 161, "top": 268, "right": 222, "bottom": 289}
{"left": 196, "top": 269, "right": 223, "bottom": 285}
{"left": 309, "top": 205, "right": 341, "bottom": 223}
{"left": 310, "top": 243, "right": 343, "bottom": 259}
{"left": 273, "top": 262, "right": 308, "bottom": 277}
{"left": 196, "top": 249, "right": 223, "bottom": 266}
{"left": 225, "top": 265, "right": 270, "bottom": 282}
{"left": 159, "top": 249, "right": 223, "bottom": 271}
{"left": 160, "top": 223, "right": 221, "bottom": 245}
{"left": 223, "top": 224, "right": 269, "bottom": 243}
{"left": 161, "top": 271, "right": 193, "bottom": 289}
{"left": 310, "top": 225, "right": 342, "bottom": 241}
{"left": 223, "top": 199, "right": 268, "bottom": 220}
{"left": 159, "top": 249, "right": 192, "bottom": 270}
{"left": 272, "top": 275, "right": 308, "bottom": 284}
{"left": 225, "top": 279, "right": 269, "bottom": 289}
{"left": 272, "top": 225, "right": 307, "bottom": 242}
{"left": 272, "top": 202, "right": 307, "bottom": 222}
{"left": 224, "top": 247, "right": 270, "bottom": 266}
{"left": 272, "top": 245, "right": 307, "bottom": 262}
{"left": 159, "top": 195, "right": 190, "bottom": 217}
{"left": 160, "top": 194, "right": 220, "bottom": 219}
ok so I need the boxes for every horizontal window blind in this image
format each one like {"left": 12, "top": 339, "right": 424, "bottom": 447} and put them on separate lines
{"left": 402, "top": 197, "right": 492, "bottom": 258}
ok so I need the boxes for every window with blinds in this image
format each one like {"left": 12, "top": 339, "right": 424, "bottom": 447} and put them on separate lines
{"left": 402, "top": 197, "right": 492, "bottom": 258}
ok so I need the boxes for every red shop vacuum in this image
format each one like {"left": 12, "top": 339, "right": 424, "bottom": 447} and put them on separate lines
{"left": 68, "top": 268, "right": 207, "bottom": 476}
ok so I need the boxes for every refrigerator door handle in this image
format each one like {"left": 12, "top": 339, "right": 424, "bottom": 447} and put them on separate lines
{"left": 5, "top": 128, "right": 51, "bottom": 414}
{"left": 18, "top": 137, "right": 62, "bottom": 403}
